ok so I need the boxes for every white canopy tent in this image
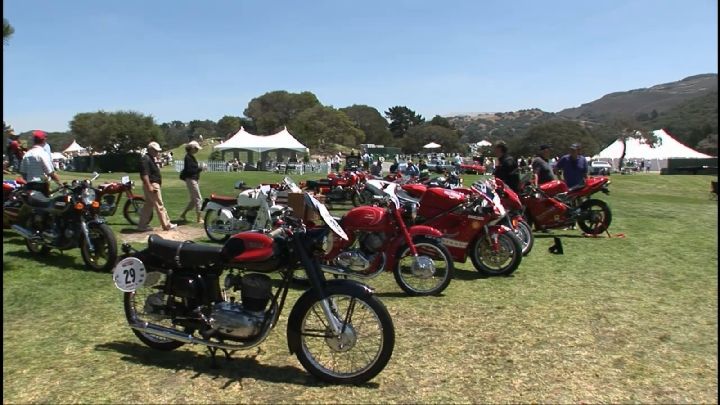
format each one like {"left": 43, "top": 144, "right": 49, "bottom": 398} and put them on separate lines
{"left": 265, "top": 127, "right": 309, "bottom": 153}
{"left": 51, "top": 152, "right": 66, "bottom": 160}
{"left": 213, "top": 127, "right": 269, "bottom": 153}
{"left": 423, "top": 142, "right": 442, "bottom": 149}
{"left": 476, "top": 140, "right": 492, "bottom": 147}
{"left": 63, "top": 140, "right": 87, "bottom": 155}
{"left": 593, "top": 129, "right": 714, "bottom": 171}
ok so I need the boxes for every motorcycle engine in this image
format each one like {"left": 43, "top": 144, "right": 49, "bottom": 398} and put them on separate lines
{"left": 334, "top": 232, "right": 386, "bottom": 273}
{"left": 210, "top": 273, "right": 272, "bottom": 339}
{"left": 230, "top": 207, "right": 257, "bottom": 232}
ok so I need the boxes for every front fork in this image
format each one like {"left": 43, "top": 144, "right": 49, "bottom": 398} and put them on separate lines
{"left": 80, "top": 219, "right": 94, "bottom": 253}
{"left": 394, "top": 208, "right": 419, "bottom": 256}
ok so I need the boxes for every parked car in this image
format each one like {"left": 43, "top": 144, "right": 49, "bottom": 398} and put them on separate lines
{"left": 589, "top": 160, "right": 612, "bottom": 175}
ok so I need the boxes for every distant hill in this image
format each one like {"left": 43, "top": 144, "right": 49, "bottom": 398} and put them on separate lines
{"left": 558, "top": 74, "right": 718, "bottom": 122}
{"left": 447, "top": 109, "right": 563, "bottom": 143}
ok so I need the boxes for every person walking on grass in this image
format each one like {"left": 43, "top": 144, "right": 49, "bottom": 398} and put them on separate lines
{"left": 137, "top": 141, "right": 177, "bottom": 232}
{"left": 179, "top": 141, "right": 204, "bottom": 223}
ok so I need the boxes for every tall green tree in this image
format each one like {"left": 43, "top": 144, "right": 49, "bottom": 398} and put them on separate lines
{"left": 509, "top": 120, "right": 603, "bottom": 158}
{"left": 70, "top": 111, "right": 164, "bottom": 153}
{"left": 216, "top": 115, "right": 242, "bottom": 138}
{"left": 3, "top": 18, "right": 14, "bottom": 45}
{"left": 289, "top": 106, "right": 365, "bottom": 150}
{"left": 188, "top": 119, "right": 217, "bottom": 139}
{"left": 339, "top": 105, "right": 393, "bottom": 146}
{"left": 429, "top": 115, "right": 453, "bottom": 128}
{"left": 384, "top": 106, "right": 424, "bottom": 138}
{"left": 244, "top": 91, "right": 321, "bottom": 134}
{"left": 159, "top": 120, "right": 191, "bottom": 148}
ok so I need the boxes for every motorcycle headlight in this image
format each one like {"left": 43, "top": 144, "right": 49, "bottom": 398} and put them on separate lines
{"left": 81, "top": 188, "right": 97, "bottom": 205}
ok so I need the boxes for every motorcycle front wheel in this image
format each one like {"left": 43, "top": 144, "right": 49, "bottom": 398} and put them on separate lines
{"left": 577, "top": 199, "right": 612, "bottom": 235}
{"left": 470, "top": 231, "right": 523, "bottom": 276}
{"left": 80, "top": 223, "right": 118, "bottom": 272}
{"left": 24, "top": 218, "right": 50, "bottom": 254}
{"left": 516, "top": 220, "right": 534, "bottom": 256}
{"left": 394, "top": 236, "right": 454, "bottom": 296}
{"left": 288, "top": 292, "right": 395, "bottom": 384}
{"left": 204, "top": 210, "right": 231, "bottom": 243}
{"left": 123, "top": 197, "right": 148, "bottom": 226}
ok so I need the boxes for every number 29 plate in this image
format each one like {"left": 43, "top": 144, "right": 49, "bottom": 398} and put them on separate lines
{"left": 112, "top": 257, "right": 147, "bottom": 292}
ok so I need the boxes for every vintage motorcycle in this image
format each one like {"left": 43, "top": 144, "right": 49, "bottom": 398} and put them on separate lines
{"left": 95, "top": 175, "right": 147, "bottom": 225}
{"left": 8, "top": 173, "right": 118, "bottom": 271}
{"left": 201, "top": 180, "right": 293, "bottom": 242}
{"left": 369, "top": 179, "right": 523, "bottom": 277}
{"left": 520, "top": 177, "right": 612, "bottom": 234}
{"left": 113, "top": 193, "right": 394, "bottom": 384}
{"left": 302, "top": 169, "right": 369, "bottom": 207}
{"left": 309, "top": 180, "right": 454, "bottom": 296}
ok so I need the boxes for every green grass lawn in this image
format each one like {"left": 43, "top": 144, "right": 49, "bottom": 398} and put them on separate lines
{"left": 3, "top": 171, "right": 718, "bottom": 403}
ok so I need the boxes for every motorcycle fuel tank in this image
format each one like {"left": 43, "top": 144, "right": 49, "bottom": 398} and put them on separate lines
{"left": 402, "top": 184, "right": 427, "bottom": 199}
{"left": 342, "top": 206, "right": 388, "bottom": 232}
{"left": 223, "top": 231, "right": 280, "bottom": 272}
{"left": 418, "top": 188, "right": 467, "bottom": 219}
{"left": 539, "top": 180, "right": 568, "bottom": 197}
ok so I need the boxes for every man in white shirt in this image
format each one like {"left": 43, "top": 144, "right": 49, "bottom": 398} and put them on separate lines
{"left": 20, "top": 131, "right": 62, "bottom": 195}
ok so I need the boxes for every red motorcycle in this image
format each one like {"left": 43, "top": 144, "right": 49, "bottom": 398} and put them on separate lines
{"left": 3, "top": 178, "right": 26, "bottom": 204}
{"left": 520, "top": 177, "right": 612, "bottom": 234}
{"left": 381, "top": 180, "right": 523, "bottom": 277}
{"left": 492, "top": 178, "right": 534, "bottom": 256}
{"left": 302, "top": 170, "right": 369, "bottom": 207}
{"left": 95, "top": 176, "right": 147, "bottom": 226}
{"left": 308, "top": 181, "right": 454, "bottom": 296}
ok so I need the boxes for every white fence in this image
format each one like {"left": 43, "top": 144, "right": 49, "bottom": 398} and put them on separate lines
{"left": 174, "top": 160, "right": 330, "bottom": 175}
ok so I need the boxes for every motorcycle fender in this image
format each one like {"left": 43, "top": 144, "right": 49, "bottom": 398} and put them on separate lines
{"left": 87, "top": 217, "right": 106, "bottom": 226}
{"left": 385, "top": 225, "right": 444, "bottom": 272}
{"left": 202, "top": 200, "right": 228, "bottom": 213}
{"left": 286, "top": 279, "right": 375, "bottom": 354}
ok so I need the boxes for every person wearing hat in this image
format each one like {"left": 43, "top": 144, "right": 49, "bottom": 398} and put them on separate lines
{"left": 179, "top": 140, "right": 204, "bottom": 223}
{"left": 137, "top": 141, "right": 176, "bottom": 231}
{"left": 7, "top": 130, "right": 24, "bottom": 172}
{"left": 19, "top": 130, "right": 62, "bottom": 195}
{"left": 531, "top": 144, "right": 556, "bottom": 185}
{"left": 554, "top": 143, "right": 588, "bottom": 189}
{"left": 492, "top": 141, "right": 520, "bottom": 192}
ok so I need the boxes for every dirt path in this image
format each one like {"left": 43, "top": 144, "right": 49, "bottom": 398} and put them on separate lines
{"left": 118, "top": 225, "right": 207, "bottom": 244}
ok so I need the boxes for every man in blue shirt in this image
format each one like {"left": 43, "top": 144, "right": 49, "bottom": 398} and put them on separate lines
{"left": 554, "top": 144, "right": 588, "bottom": 188}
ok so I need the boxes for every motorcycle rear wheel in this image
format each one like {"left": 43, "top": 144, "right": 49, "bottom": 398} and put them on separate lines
{"left": 204, "top": 210, "right": 231, "bottom": 243}
{"left": 288, "top": 291, "right": 394, "bottom": 384}
{"left": 123, "top": 273, "right": 185, "bottom": 351}
{"left": 123, "top": 197, "right": 148, "bottom": 226}
{"left": 24, "top": 218, "right": 50, "bottom": 254}
{"left": 80, "top": 223, "right": 118, "bottom": 272}
{"left": 394, "top": 236, "right": 454, "bottom": 296}
{"left": 470, "top": 231, "right": 523, "bottom": 276}
{"left": 516, "top": 220, "right": 534, "bottom": 256}
{"left": 577, "top": 199, "right": 612, "bottom": 235}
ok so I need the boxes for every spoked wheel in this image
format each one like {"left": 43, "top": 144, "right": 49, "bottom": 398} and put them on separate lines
{"left": 80, "top": 223, "right": 118, "bottom": 272}
{"left": 515, "top": 220, "right": 534, "bottom": 256}
{"left": 204, "top": 210, "right": 230, "bottom": 243}
{"left": 470, "top": 231, "right": 523, "bottom": 276}
{"left": 123, "top": 197, "right": 148, "bottom": 226}
{"left": 124, "top": 272, "right": 185, "bottom": 351}
{"left": 393, "top": 236, "right": 454, "bottom": 296}
{"left": 288, "top": 291, "right": 395, "bottom": 384}
{"left": 24, "top": 218, "right": 50, "bottom": 254}
{"left": 577, "top": 199, "right": 612, "bottom": 235}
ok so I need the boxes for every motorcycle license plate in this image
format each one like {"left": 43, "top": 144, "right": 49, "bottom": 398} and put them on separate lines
{"left": 112, "top": 257, "right": 147, "bottom": 292}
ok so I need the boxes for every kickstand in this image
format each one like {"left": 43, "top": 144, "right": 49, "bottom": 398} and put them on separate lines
{"left": 207, "top": 346, "right": 233, "bottom": 369}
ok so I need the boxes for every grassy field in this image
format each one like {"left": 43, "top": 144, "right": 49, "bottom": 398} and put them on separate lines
{"left": 3, "top": 169, "right": 718, "bottom": 403}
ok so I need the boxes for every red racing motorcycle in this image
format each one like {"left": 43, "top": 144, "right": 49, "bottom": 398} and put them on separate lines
{"left": 302, "top": 170, "right": 369, "bottom": 207}
{"left": 95, "top": 175, "right": 147, "bottom": 226}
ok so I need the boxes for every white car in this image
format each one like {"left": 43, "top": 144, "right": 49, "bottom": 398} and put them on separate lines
{"left": 589, "top": 160, "right": 612, "bottom": 175}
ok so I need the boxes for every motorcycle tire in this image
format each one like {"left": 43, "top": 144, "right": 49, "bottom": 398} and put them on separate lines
{"left": 80, "top": 223, "right": 118, "bottom": 272}
{"left": 516, "top": 220, "right": 534, "bottom": 256}
{"left": 287, "top": 287, "right": 395, "bottom": 384}
{"left": 576, "top": 199, "right": 612, "bottom": 235}
{"left": 393, "top": 236, "right": 454, "bottom": 296}
{"left": 24, "top": 218, "right": 51, "bottom": 255}
{"left": 124, "top": 289, "right": 185, "bottom": 351}
{"left": 204, "top": 210, "right": 230, "bottom": 243}
{"left": 470, "top": 231, "right": 523, "bottom": 277}
{"left": 123, "top": 197, "right": 148, "bottom": 226}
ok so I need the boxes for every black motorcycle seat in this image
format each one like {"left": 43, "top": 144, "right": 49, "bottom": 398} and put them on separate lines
{"left": 568, "top": 184, "right": 585, "bottom": 192}
{"left": 395, "top": 188, "right": 420, "bottom": 204}
{"left": 147, "top": 234, "right": 225, "bottom": 267}
{"left": 27, "top": 191, "right": 53, "bottom": 207}
{"left": 306, "top": 179, "right": 331, "bottom": 188}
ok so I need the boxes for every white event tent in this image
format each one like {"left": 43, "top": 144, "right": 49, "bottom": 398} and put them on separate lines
{"left": 476, "top": 140, "right": 492, "bottom": 147}
{"left": 214, "top": 126, "right": 308, "bottom": 154}
{"left": 423, "top": 142, "right": 442, "bottom": 149}
{"left": 593, "top": 129, "right": 714, "bottom": 171}
{"left": 63, "top": 140, "right": 87, "bottom": 155}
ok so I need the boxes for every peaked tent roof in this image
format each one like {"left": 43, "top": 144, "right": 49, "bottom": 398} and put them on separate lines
{"left": 264, "top": 127, "right": 309, "bottom": 153}
{"left": 63, "top": 140, "right": 86, "bottom": 153}
{"left": 423, "top": 142, "right": 442, "bottom": 149}
{"left": 593, "top": 129, "right": 714, "bottom": 160}
{"left": 213, "top": 127, "right": 270, "bottom": 152}
{"left": 476, "top": 140, "right": 492, "bottom": 147}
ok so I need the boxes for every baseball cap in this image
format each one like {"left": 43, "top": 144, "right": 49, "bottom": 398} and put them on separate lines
{"left": 539, "top": 144, "right": 551, "bottom": 150}
{"left": 32, "top": 130, "right": 47, "bottom": 142}
{"left": 147, "top": 141, "right": 162, "bottom": 152}
{"left": 186, "top": 140, "right": 202, "bottom": 150}
{"left": 569, "top": 143, "right": 581, "bottom": 150}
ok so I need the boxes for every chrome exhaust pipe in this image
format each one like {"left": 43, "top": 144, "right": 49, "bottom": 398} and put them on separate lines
{"left": 320, "top": 264, "right": 384, "bottom": 279}
{"left": 11, "top": 224, "right": 39, "bottom": 240}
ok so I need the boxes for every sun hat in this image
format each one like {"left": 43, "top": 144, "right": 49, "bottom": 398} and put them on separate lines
{"left": 186, "top": 140, "right": 202, "bottom": 150}
{"left": 147, "top": 141, "right": 162, "bottom": 152}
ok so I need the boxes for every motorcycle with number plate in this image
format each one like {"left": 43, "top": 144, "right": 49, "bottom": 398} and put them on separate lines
{"left": 201, "top": 179, "right": 292, "bottom": 243}
{"left": 95, "top": 175, "right": 147, "bottom": 225}
{"left": 304, "top": 177, "right": 454, "bottom": 296}
{"left": 113, "top": 193, "right": 394, "bottom": 384}
{"left": 366, "top": 179, "right": 523, "bottom": 277}
{"left": 8, "top": 173, "right": 118, "bottom": 271}
{"left": 520, "top": 177, "right": 612, "bottom": 234}
{"left": 302, "top": 169, "right": 369, "bottom": 207}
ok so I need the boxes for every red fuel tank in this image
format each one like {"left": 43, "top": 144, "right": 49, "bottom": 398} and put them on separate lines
{"left": 342, "top": 206, "right": 389, "bottom": 232}
{"left": 402, "top": 184, "right": 427, "bottom": 198}
{"left": 223, "top": 232, "right": 280, "bottom": 272}
{"left": 418, "top": 188, "right": 467, "bottom": 218}
{"left": 540, "top": 180, "right": 568, "bottom": 197}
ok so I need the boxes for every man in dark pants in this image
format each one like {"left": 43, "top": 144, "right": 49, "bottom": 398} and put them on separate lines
{"left": 492, "top": 141, "right": 520, "bottom": 192}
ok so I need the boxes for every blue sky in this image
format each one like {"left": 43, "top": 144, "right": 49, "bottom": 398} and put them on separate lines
{"left": 3, "top": 0, "right": 718, "bottom": 133}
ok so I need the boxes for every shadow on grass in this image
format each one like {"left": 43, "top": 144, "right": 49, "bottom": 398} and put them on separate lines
{"left": 534, "top": 234, "right": 586, "bottom": 239}
{"left": 4, "top": 250, "right": 87, "bottom": 272}
{"left": 95, "top": 341, "right": 379, "bottom": 389}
